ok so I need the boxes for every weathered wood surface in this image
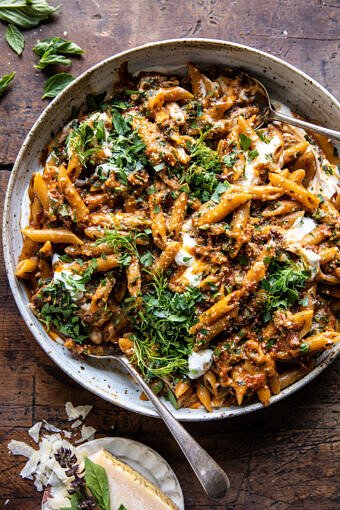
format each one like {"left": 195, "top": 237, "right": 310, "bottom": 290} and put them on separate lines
{"left": 0, "top": 1, "right": 339, "bottom": 508}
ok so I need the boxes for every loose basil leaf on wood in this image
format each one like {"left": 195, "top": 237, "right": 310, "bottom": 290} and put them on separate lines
{"left": 34, "top": 36, "right": 84, "bottom": 56}
{"left": 42, "top": 72, "right": 74, "bottom": 99}
{"left": 34, "top": 37, "right": 84, "bottom": 69}
{"left": 84, "top": 457, "right": 111, "bottom": 510}
{"left": 0, "top": 0, "right": 58, "bottom": 29}
{"left": 5, "top": 23, "right": 24, "bottom": 55}
{"left": 35, "top": 53, "right": 71, "bottom": 70}
{"left": 0, "top": 71, "right": 15, "bottom": 98}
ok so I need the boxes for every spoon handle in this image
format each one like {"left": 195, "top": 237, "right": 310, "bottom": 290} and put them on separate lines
{"left": 270, "top": 109, "right": 340, "bottom": 143}
{"left": 119, "top": 356, "right": 230, "bottom": 499}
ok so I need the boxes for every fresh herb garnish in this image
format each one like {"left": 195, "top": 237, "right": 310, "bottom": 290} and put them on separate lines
{"left": 95, "top": 229, "right": 147, "bottom": 267}
{"left": 140, "top": 251, "right": 154, "bottom": 267}
{"left": 34, "top": 36, "right": 84, "bottom": 69}
{"left": 257, "top": 130, "right": 271, "bottom": 144}
{"left": 56, "top": 448, "right": 111, "bottom": 510}
{"left": 5, "top": 23, "right": 24, "bottom": 55}
{"left": 261, "top": 257, "right": 310, "bottom": 322}
{"left": 0, "top": 0, "right": 58, "bottom": 29}
{"left": 248, "top": 149, "right": 259, "bottom": 162}
{"left": 129, "top": 274, "right": 204, "bottom": 380}
{"left": 84, "top": 457, "right": 111, "bottom": 510}
{"left": 210, "top": 181, "right": 230, "bottom": 203}
{"left": 223, "top": 150, "right": 237, "bottom": 168}
{"left": 239, "top": 133, "right": 252, "bottom": 151}
{"left": 183, "top": 131, "right": 222, "bottom": 202}
{"left": 0, "top": 71, "right": 15, "bottom": 98}
{"left": 104, "top": 105, "right": 149, "bottom": 184}
{"left": 300, "top": 342, "right": 310, "bottom": 353}
{"left": 42, "top": 72, "right": 74, "bottom": 99}
{"left": 36, "top": 260, "right": 97, "bottom": 343}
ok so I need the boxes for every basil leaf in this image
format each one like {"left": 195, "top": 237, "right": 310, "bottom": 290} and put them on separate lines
{"left": 34, "top": 36, "right": 84, "bottom": 56}
{"left": 0, "top": 71, "right": 15, "bottom": 98}
{"left": 84, "top": 457, "right": 111, "bottom": 510}
{"left": 35, "top": 52, "right": 71, "bottom": 69}
{"left": 117, "top": 506, "right": 128, "bottom": 510}
{"left": 42, "top": 72, "right": 74, "bottom": 99}
{"left": 34, "top": 37, "right": 83, "bottom": 69}
{"left": 239, "top": 133, "right": 252, "bottom": 151}
{"left": 0, "top": 0, "right": 58, "bottom": 29}
{"left": 5, "top": 24, "right": 25, "bottom": 55}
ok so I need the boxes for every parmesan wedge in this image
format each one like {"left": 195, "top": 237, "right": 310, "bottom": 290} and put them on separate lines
{"left": 88, "top": 449, "right": 179, "bottom": 510}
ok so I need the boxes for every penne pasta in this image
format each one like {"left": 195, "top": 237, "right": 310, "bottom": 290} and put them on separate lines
{"left": 16, "top": 63, "right": 339, "bottom": 412}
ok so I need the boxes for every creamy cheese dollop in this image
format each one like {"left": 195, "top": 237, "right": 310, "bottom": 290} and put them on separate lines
{"left": 188, "top": 349, "right": 214, "bottom": 379}
{"left": 284, "top": 216, "right": 317, "bottom": 244}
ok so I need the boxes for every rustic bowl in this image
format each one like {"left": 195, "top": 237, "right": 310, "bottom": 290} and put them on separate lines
{"left": 3, "top": 39, "right": 339, "bottom": 421}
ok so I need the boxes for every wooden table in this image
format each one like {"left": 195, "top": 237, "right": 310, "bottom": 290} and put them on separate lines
{"left": 0, "top": 1, "right": 339, "bottom": 508}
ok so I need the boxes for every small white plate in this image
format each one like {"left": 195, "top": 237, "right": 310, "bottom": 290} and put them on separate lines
{"left": 42, "top": 436, "right": 184, "bottom": 510}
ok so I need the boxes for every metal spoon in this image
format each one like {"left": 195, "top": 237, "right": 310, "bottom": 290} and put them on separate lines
{"left": 253, "top": 78, "right": 340, "bottom": 143}
{"left": 85, "top": 351, "right": 230, "bottom": 499}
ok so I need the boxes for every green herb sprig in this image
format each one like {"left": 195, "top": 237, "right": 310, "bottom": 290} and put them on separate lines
{"left": 0, "top": 71, "right": 15, "bottom": 97}
{"left": 0, "top": 0, "right": 58, "bottom": 29}
{"left": 261, "top": 257, "right": 310, "bottom": 322}
{"left": 34, "top": 36, "right": 84, "bottom": 69}
{"left": 182, "top": 131, "right": 223, "bottom": 202}
{"left": 129, "top": 274, "right": 204, "bottom": 380}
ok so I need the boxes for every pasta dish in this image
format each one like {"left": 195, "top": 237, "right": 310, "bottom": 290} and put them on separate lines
{"left": 16, "top": 63, "right": 340, "bottom": 411}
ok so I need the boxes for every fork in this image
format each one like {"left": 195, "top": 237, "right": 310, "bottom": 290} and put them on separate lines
{"left": 85, "top": 351, "right": 230, "bottom": 499}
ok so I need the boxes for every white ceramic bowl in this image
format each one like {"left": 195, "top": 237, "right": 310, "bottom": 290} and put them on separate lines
{"left": 3, "top": 39, "right": 339, "bottom": 421}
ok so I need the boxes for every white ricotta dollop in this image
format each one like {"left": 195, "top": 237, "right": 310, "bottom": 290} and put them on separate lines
{"left": 175, "top": 220, "right": 203, "bottom": 286}
{"left": 240, "top": 131, "right": 283, "bottom": 186}
{"left": 296, "top": 247, "right": 321, "bottom": 278}
{"left": 188, "top": 349, "right": 214, "bottom": 379}
{"left": 53, "top": 269, "right": 84, "bottom": 301}
{"left": 284, "top": 216, "right": 317, "bottom": 244}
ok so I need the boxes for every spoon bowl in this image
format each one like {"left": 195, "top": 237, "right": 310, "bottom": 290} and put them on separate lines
{"left": 251, "top": 76, "right": 340, "bottom": 142}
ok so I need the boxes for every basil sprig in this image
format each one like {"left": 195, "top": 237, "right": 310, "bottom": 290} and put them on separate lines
{"left": 0, "top": 0, "right": 58, "bottom": 29}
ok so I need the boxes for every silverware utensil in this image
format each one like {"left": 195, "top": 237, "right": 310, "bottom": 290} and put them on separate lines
{"left": 253, "top": 77, "right": 340, "bottom": 143}
{"left": 85, "top": 351, "right": 230, "bottom": 499}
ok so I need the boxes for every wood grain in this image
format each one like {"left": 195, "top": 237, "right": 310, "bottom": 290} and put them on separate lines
{"left": 0, "top": 1, "right": 339, "bottom": 508}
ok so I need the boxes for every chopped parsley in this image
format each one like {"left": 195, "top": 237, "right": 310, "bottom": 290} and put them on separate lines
{"left": 239, "top": 133, "right": 252, "bottom": 151}
{"left": 182, "top": 132, "right": 223, "bottom": 202}
{"left": 128, "top": 274, "right": 204, "bottom": 380}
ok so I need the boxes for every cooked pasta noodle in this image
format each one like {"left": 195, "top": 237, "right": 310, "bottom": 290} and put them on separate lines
{"left": 17, "top": 64, "right": 339, "bottom": 411}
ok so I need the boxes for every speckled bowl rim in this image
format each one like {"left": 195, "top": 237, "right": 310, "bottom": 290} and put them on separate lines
{"left": 3, "top": 38, "right": 340, "bottom": 421}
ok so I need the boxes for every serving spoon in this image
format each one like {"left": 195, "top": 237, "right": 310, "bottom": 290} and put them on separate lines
{"left": 84, "top": 351, "right": 230, "bottom": 500}
{"left": 253, "top": 78, "right": 340, "bottom": 143}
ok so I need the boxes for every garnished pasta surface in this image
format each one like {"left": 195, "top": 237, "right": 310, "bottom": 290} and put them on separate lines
{"left": 17, "top": 64, "right": 340, "bottom": 411}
